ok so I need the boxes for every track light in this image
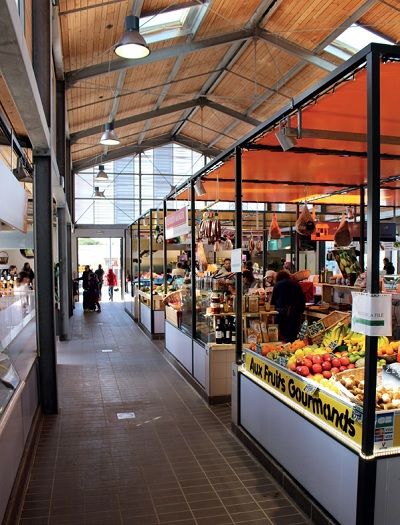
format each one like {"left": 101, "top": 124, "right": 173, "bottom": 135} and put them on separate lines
{"left": 95, "top": 165, "right": 108, "bottom": 180}
{"left": 100, "top": 122, "right": 120, "bottom": 146}
{"left": 194, "top": 179, "right": 206, "bottom": 197}
{"left": 114, "top": 15, "right": 150, "bottom": 59}
{"left": 275, "top": 129, "right": 297, "bottom": 151}
{"left": 94, "top": 186, "right": 105, "bottom": 198}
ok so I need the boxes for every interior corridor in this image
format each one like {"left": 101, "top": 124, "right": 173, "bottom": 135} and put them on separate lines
{"left": 17, "top": 303, "right": 309, "bottom": 525}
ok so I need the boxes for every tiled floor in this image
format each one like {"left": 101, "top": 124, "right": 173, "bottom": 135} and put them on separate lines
{"left": 17, "top": 302, "right": 311, "bottom": 525}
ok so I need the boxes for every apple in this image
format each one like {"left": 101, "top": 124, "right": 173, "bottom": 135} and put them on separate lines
{"left": 331, "top": 358, "right": 341, "bottom": 368}
{"left": 296, "top": 358, "right": 304, "bottom": 366}
{"left": 297, "top": 366, "right": 310, "bottom": 377}
{"left": 339, "top": 366, "right": 347, "bottom": 372}
{"left": 304, "top": 358, "right": 313, "bottom": 369}
{"left": 312, "top": 364, "right": 323, "bottom": 374}
{"left": 289, "top": 363, "right": 297, "bottom": 371}
{"left": 312, "top": 355, "right": 323, "bottom": 365}
{"left": 340, "top": 357, "right": 350, "bottom": 366}
{"left": 347, "top": 363, "right": 356, "bottom": 369}
{"left": 331, "top": 367, "right": 340, "bottom": 375}
{"left": 322, "top": 361, "right": 332, "bottom": 371}
{"left": 322, "top": 371, "right": 332, "bottom": 379}
{"left": 341, "top": 351, "right": 349, "bottom": 357}
{"left": 323, "top": 353, "right": 332, "bottom": 361}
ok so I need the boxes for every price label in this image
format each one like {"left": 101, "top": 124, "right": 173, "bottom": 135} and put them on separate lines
{"left": 308, "top": 320, "right": 325, "bottom": 337}
{"left": 352, "top": 405, "right": 363, "bottom": 423}
{"left": 329, "top": 341, "right": 339, "bottom": 350}
{"left": 256, "top": 343, "right": 262, "bottom": 355}
{"left": 303, "top": 383, "right": 319, "bottom": 395}
{"left": 297, "top": 320, "right": 308, "bottom": 340}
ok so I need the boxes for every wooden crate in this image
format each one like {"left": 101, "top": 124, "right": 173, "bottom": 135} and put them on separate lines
{"left": 165, "top": 305, "right": 181, "bottom": 328}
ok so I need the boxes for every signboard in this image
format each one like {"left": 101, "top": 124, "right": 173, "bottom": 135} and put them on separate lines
{"left": 352, "top": 292, "right": 392, "bottom": 336}
{"left": 375, "top": 412, "right": 394, "bottom": 449}
{"left": 231, "top": 248, "right": 242, "bottom": 273}
{"left": 165, "top": 207, "right": 189, "bottom": 239}
{"left": 244, "top": 351, "right": 362, "bottom": 445}
{"left": 0, "top": 158, "right": 28, "bottom": 232}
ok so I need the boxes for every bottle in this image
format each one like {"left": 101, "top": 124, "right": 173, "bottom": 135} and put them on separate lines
{"left": 224, "top": 316, "right": 231, "bottom": 344}
{"left": 231, "top": 318, "right": 236, "bottom": 344}
{"left": 215, "top": 317, "right": 224, "bottom": 344}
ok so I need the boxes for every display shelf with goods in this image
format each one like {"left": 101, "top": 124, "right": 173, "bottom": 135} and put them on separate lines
{"left": 125, "top": 209, "right": 166, "bottom": 337}
{"left": 165, "top": 44, "right": 400, "bottom": 525}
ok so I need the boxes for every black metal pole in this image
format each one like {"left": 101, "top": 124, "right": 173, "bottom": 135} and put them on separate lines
{"left": 362, "top": 48, "right": 380, "bottom": 458}
{"left": 138, "top": 153, "right": 142, "bottom": 215}
{"left": 138, "top": 218, "right": 141, "bottom": 324}
{"left": 190, "top": 181, "right": 196, "bottom": 342}
{"left": 360, "top": 186, "right": 366, "bottom": 272}
{"left": 32, "top": 0, "right": 58, "bottom": 414}
{"left": 295, "top": 204, "right": 300, "bottom": 271}
{"left": 262, "top": 204, "right": 267, "bottom": 279}
{"left": 163, "top": 199, "right": 168, "bottom": 295}
{"left": 235, "top": 147, "right": 243, "bottom": 365}
{"left": 150, "top": 210, "right": 154, "bottom": 334}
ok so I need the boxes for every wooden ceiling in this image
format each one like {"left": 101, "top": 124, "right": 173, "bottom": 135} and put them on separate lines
{"left": 56, "top": 0, "right": 400, "bottom": 171}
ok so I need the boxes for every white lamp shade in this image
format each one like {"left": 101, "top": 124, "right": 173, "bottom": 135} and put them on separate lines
{"left": 96, "top": 165, "right": 108, "bottom": 179}
{"left": 100, "top": 122, "right": 120, "bottom": 146}
{"left": 194, "top": 179, "right": 206, "bottom": 197}
{"left": 114, "top": 16, "right": 150, "bottom": 59}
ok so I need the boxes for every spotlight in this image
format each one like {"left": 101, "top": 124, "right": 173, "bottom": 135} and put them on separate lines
{"left": 194, "top": 179, "right": 206, "bottom": 197}
{"left": 94, "top": 186, "right": 105, "bottom": 198}
{"left": 275, "top": 129, "right": 297, "bottom": 151}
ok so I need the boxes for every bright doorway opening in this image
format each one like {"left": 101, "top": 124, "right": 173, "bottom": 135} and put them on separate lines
{"left": 77, "top": 237, "right": 122, "bottom": 303}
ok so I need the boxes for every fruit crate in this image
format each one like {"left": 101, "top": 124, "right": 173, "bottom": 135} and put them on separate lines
{"left": 308, "top": 311, "right": 351, "bottom": 344}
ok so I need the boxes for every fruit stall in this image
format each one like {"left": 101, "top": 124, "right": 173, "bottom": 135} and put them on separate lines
{"left": 163, "top": 44, "right": 400, "bottom": 525}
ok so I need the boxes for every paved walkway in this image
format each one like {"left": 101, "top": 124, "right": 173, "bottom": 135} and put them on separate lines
{"left": 17, "top": 302, "right": 310, "bottom": 525}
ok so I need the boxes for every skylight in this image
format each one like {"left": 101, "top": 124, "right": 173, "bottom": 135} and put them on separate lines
{"left": 325, "top": 24, "right": 393, "bottom": 60}
{"left": 139, "top": 3, "right": 208, "bottom": 44}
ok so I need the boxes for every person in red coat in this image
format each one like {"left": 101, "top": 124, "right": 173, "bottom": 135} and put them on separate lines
{"left": 106, "top": 268, "right": 118, "bottom": 301}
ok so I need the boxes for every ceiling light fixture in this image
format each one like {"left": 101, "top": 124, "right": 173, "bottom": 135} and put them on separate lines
{"left": 114, "top": 15, "right": 150, "bottom": 59}
{"left": 194, "top": 178, "right": 206, "bottom": 197}
{"left": 94, "top": 186, "right": 105, "bottom": 198}
{"left": 100, "top": 122, "right": 120, "bottom": 146}
{"left": 95, "top": 164, "right": 108, "bottom": 180}
{"left": 275, "top": 128, "right": 297, "bottom": 151}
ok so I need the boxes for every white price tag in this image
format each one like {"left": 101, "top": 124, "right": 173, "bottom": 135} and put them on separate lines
{"left": 352, "top": 292, "right": 392, "bottom": 336}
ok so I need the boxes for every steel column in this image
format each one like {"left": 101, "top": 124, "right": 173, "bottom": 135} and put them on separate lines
{"left": 57, "top": 207, "right": 70, "bottom": 340}
{"left": 56, "top": 81, "right": 66, "bottom": 178}
{"left": 149, "top": 210, "right": 154, "bottom": 334}
{"left": 163, "top": 200, "right": 168, "bottom": 295}
{"left": 33, "top": 156, "right": 58, "bottom": 414}
{"left": 262, "top": 204, "right": 267, "bottom": 279}
{"left": 32, "top": 0, "right": 51, "bottom": 127}
{"left": 235, "top": 147, "right": 243, "bottom": 365}
{"left": 190, "top": 181, "right": 196, "bottom": 341}
{"left": 359, "top": 186, "right": 366, "bottom": 272}
{"left": 295, "top": 204, "right": 300, "bottom": 271}
{"left": 138, "top": 153, "right": 142, "bottom": 215}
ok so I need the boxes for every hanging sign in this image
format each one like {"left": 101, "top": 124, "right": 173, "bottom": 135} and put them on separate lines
{"left": 165, "top": 207, "right": 189, "bottom": 239}
{"left": 351, "top": 292, "right": 392, "bottom": 336}
{"left": 231, "top": 248, "right": 242, "bottom": 273}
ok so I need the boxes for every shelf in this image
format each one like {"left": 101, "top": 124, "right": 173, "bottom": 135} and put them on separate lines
{"left": 320, "top": 283, "right": 362, "bottom": 290}
{"left": 204, "top": 311, "right": 278, "bottom": 317}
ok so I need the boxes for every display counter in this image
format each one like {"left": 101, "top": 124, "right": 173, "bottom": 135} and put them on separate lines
{"left": 0, "top": 290, "right": 35, "bottom": 350}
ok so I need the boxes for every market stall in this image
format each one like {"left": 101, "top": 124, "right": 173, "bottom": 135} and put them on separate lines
{"left": 125, "top": 209, "right": 166, "bottom": 337}
{"left": 165, "top": 43, "right": 400, "bottom": 525}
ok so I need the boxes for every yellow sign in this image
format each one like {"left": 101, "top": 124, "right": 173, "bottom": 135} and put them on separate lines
{"left": 244, "top": 352, "right": 362, "bottom": 445}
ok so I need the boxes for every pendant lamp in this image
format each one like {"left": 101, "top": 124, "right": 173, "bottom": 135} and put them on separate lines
{"left": 194, "top": 178, "right": 206, "bottom": 197}
{"left": 95, "top": 165, "right": 108, "bottom": 180}
{"left": 94, "top": 186, "right": 105, "bottom": 198}
{"left": 114, "top": 15, "right": 150, "bottom": 59}
{"left": 100, "top": 122, "right": 120, "bottom": 146}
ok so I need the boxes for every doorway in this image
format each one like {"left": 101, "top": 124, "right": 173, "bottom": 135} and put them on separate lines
{"left": 77, "top": 237, "right": 123, "bottom": 302}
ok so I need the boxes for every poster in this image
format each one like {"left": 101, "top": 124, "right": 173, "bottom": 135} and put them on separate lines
{"left": 231, "top": 248, "right": 242, "bottom": 273}
{"left": 165, "top": 207, "right": 189, "bottom": 239}
{"left": 352, "top": 292, "right": 392, "bottom": 336}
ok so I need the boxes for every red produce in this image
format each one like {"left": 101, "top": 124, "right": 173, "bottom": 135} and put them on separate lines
{"left": 322, "top": 371, "right": 332, "bottom": 379}
{"left": 331, "top": 358, "right": 341, "bottom": 368}
{"left": 322, "top": 353, "right": 332, "bottom": 362}
{"left": 312, "top": 364, "right": 323, "bottom": 374}
{"left": 340, "top": 357, "right": 350, "bottom": 366}
{"left": 322, "top": 361, "right": 332, "bottom": 371}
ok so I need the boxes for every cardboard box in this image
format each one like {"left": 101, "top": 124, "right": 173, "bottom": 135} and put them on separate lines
{"left": 165, "top": 305, "right": 181, "bottom": 327}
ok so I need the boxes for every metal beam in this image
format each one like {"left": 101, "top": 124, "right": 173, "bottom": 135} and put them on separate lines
{"left": 60, "top": 0, "right": 206, "bottom": 17}
{"left": 71, "top": 99, "right": 201, "bottom": 142}
{"left": 71, "top": 96, "right": 260, "bottom": 142}
{"left": 66, "top": 29, "right": 255, "bottom": 84}
{"left": 205, "top": 99, "right": 261, "bottom": 126}
{"left": 284, "top": 126, "right": 400, "bottom": 145}
{"left": 73, "top": 133, "right": 221, "bottom": 171}
{"left": 207, "top": 0, "right": 378, "bottom": 148}
{"left": 257, "top": 28, "right": 336, "bottom": 71}
{"left": 0, "top": 0, "right": 50, "bottom": 150}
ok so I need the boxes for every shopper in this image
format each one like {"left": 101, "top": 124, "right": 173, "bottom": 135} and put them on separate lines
{"left": 383, "top": 257, "right": 395, "bottom": 275}
{"left": 88, "top": 272, "right": 101, "bottom": 312}
{"left": 8, "top": 265, "right": 17, "bottom": 278}
{"left": 172, "top": 262, "right": 186, "bottom": 278}
{"left": 242, "top": 269, "right": 260, "bottom": 294}
{"left": 213, "top": 258, "right": 233, "bottom": 279}
{"left": 106, "top": 268, "right": 118, "bottom": 301}
{"left": 95, "top": 264, "right": 105, "bottom": 298}
{"left": 22, "top": 262, "right": 34, "bottom": 284}
{"left": 271, "top": 270, "right": 306, "bottom": 343}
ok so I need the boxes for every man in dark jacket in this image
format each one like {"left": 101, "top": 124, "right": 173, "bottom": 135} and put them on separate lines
{"left": 383, "top": 258, "right": 395, "bottom": 275}
{"left": 271, "top": 270, "right": 306, "bottom": 342}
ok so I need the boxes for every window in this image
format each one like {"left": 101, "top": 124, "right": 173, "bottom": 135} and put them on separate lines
{"left": 74, "top": 143, "right": 208, "bottom": 225}
{"left": 139, "top": 3, "right": 208, "bottom": 44}
{"left": 325, "top": 24, "right": 393, "bottom": 60}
